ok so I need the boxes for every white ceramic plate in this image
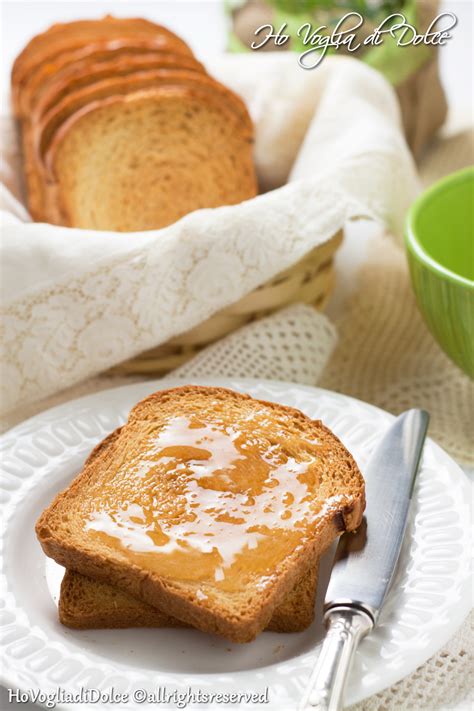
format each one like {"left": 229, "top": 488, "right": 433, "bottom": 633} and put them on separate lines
{"left": 0, "top": 378, "right": 471, "bottom": 711}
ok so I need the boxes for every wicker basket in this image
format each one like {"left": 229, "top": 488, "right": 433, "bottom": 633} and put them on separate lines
{"left": 112, "top": 230, "right": 343, "bottom": 375}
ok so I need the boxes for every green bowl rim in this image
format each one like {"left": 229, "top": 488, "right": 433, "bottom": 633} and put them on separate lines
{"left": 405, "top": 166, "right": 474, "bottom": 290}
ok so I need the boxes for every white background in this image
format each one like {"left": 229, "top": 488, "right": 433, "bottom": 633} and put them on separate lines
{"left": 1, "top": 0, "right": 473, "bottom": 116}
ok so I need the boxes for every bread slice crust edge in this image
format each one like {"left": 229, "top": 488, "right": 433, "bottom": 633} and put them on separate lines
{"left": 36, "top": 385, "right": 365, "bottom": 643}
{"left": 59, "top": 562, "right": 319, "bottom": 633}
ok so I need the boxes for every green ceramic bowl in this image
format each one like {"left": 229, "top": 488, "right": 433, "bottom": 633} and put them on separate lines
{"left": 405, "top": 166, "right": 474, "bottom": 378}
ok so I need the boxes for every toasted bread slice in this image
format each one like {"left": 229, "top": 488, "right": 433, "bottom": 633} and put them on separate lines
{"left": 21, "top": 45, "right": 205, "bottom": 119}
{"left": 34, "top": 53, "right": 206, "bottom": 118}
{"left": 59, "top": 564, "right": 318, "bottom": 632}
{"left": 26, "top": 70, "right": 253, "bottom": 223}
{"left": 17, "top": 40, "right": 204, "bottom": 217}
{"left": 41, "top": 87, "right": 256, "bottom": 231}
{"left": 60, "top": 429, "right": 319, "bottom": 634}
{"left": 60, "top": 424, "right": 318, "bottom": 634}
{"left": 36, "top": 68, "right": 252, "bottom": 161}
{"left": 37, "top": 386, "right": 365, "bottom": 642}
{"left": 35, "top": 68, "right": 252, "bottom": 157}
{"left": 11, "top": 17, "right": 193, "bottom": 113}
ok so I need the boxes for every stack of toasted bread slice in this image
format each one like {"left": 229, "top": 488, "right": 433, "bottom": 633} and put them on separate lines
{"left": 12, "top": 17, "right": 257, "bottom": 231}
{"left": 36, "top": 385, "right": 365, "bottom": 642}
{"left": 59, "top": 566, "right": 320, "bottom": 633}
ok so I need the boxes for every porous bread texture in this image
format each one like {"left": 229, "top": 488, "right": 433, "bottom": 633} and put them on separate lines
{"left": 13, "top": 16, "right": 258, "bottom": 231}
{"left": 16, "top": 37, "right": 205, "bottom": 218}
{"left": 60, "top": 422, "right": 318, "bottom": 634}
{"left": 11, "top": 17, "right": 193, "bottom": 113}
{"left": 22, "top": 45, "right": 206, "bottom": 120}
{"left": 59, "top": 564, "right": 318, "bottom": 632}
{"left": 25, "top": 65, "right": 225, "bottom": 222}
{"left": 37, "top": 67, "right": 252, "bottom": 161}
{"left": 27, "top": 69, "right": 253, "bottom": 224}
{"left": 36, "top": 386, "right": 365, "bottom": 643}
{"left": 43, "top": 87, "right": 257, "bottom": 231}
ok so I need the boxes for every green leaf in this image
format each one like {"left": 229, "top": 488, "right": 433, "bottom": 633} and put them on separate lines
{"left": 228, "top": 0, "right": 433, "bottom": 85}
{"left": 363, "top": 0, "right": 433, "bottom": 85}
{"left": 270, "top": 0, "right": 333, "bottom": 12}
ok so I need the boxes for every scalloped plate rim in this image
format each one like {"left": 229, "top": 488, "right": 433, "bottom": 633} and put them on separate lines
{"left": 0, "top": 377, "right": 471, "bottom": 710}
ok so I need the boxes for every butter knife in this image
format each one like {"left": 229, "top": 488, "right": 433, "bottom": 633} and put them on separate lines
{"left": 300, "top": 408, "right": 429, "bottom": 711}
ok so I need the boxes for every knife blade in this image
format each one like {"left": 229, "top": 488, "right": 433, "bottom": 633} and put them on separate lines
{"left": 300, "top": 408, "right": 429, "bottom": 711}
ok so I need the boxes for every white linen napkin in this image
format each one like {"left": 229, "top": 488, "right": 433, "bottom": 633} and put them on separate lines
{"left": 0, "top": 54, "right": 419, "bottom": 415}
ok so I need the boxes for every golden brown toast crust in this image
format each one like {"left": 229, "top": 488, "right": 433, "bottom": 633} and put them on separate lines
{"left": 27, "top": 72, "right": 253, "bottom": 224}
{"left": 37, "top": 68, "right": 252, "bottom": 162}
{"left": 59, "top": 564, "right": 319, "bottom": 633}
{"left": 12, "top": 20, "right": 198, "bottom": 220}
{"left": 60, "top": 418, "right": 318, "bottom": 634}
{"left": 37, "top": 386, "right": 365, "bottom": 643}
{"left": 12, "top": 17, "right": 193, "bottom": 110}
{"left": 34, "top": 53, "right": 206, "bottom": 118}
{"left": 18, "top": 38, "right": 201, "bottom": 119}
{"left": 43, "top": 87, "right": 257, "bottom": 230}
{"left": 12, "top": 17, "right": 258, "bottom": 230}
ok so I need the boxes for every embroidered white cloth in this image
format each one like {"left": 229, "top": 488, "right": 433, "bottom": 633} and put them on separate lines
{"left": 0, "top": 55, "right": 471, "bottom": 711}
{"left": 0, "top": 54, "right": 418, "bottom": 415}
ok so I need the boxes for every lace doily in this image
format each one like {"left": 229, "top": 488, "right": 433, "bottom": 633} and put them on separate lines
{"left": 0, "top": 54, "right": 418, "bottom": 416}
{"left": 349, "top": 612, "right": 473, "bottom": 711}
{"left": 174, "top": 303, "right": 337, "bottom": 384}
{"left": 320, "top": 232, "right": 474, "bottom": 467}
{"left": 0, "top": 303, "right": 335, "bottom": 431}
{"left": 0, "top": 48, "right": 471, "bottom": 711}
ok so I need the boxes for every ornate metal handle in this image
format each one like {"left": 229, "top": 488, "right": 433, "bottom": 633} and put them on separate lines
{"left": 299, "top": 606, "right": 373, "bottom": 711}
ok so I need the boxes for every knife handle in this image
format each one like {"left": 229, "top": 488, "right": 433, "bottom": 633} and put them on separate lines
{"left": 299, "top": 606, "right": 373, "bottom": 711}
